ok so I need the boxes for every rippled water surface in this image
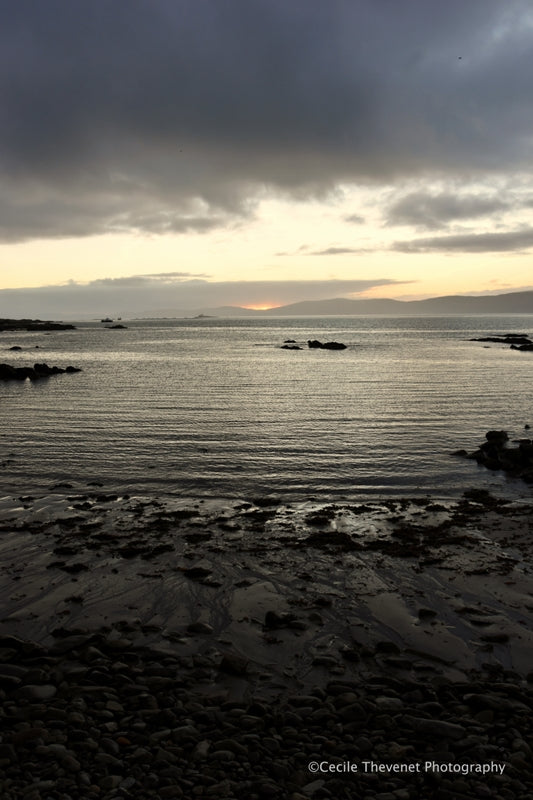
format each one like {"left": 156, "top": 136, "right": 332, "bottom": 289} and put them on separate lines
{"left": 2, "top": 316, "right": 533, "bottom": 500}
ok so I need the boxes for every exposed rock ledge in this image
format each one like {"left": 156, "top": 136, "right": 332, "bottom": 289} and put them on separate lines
{"left": 453, "top": 429, "right": 533, "bottom": 483}
{"left": 0, "top": 318, "right": 76, "bottom": 332}
{"left": 469, "top": 333, "right": 533, "bottom": 351}
{"left": 307, "top": 339, "right": 347, "bottom": 350}
{"left": 0, "top": 362, "right": 82, "bottom": 381}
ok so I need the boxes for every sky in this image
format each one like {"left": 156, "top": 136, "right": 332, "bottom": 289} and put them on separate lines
{"left": 1, "top": 0, "right": 533, "bottom": 317}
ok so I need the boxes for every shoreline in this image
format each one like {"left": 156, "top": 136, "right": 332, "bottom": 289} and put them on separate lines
{"left": 1, "top": 489, "right": 533, "bottom": 796}
{"left": 1, "top": 489, "right": 532, "bottom": 673}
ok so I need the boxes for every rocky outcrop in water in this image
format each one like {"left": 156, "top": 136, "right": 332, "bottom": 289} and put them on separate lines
{"left": 454, "top": 430, "right": 533, "bottom": 483}
{"left": 510, "top": 342, "right": 533, "bottom": 351}
{"left": 470, "top": 333, "right": 533, "bottom": 351}
{"left": 307, "top": 339, "right": 347, "bottom": 350}
{"left": 279, "top": 339, "right": 347, "bottom": 350}
{"left": 0, "top": 363, "right": 82, "bottom": 381}
{"left": 0, "top": 319, "right": 76, "bottom": 331}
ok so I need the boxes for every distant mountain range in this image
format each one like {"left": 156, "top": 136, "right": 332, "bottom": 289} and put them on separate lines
{"left": 199, "top": 290, "right": 533, "bottom": 317}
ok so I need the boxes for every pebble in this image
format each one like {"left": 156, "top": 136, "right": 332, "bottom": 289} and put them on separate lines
{"left": 0, "top": 627, "right": 531, "bottom": 799}
{"left": 375, "top": 696, "right": 404, "bottom": 712}
{"left": 18, "top": 684, "right": 57, "bottom": 702}
{"left": 302, "top": 779, "right": 326, "bottom": 796}
{"left": 402, "top": 715, "right": 466, "bottom": 739}
{"left": 100, "top": 774, "right": 123, "bottom": 790}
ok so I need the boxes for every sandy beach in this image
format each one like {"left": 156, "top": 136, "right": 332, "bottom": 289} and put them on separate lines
{"left": 1, "top": 488, "right": 532, "bottom": 798}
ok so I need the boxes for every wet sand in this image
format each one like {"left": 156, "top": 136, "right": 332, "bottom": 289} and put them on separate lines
{"left": 1, "top": 490, "right": 532, "bottom": 683}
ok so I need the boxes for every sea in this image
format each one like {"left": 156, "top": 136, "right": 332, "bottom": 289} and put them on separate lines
{"left": 1, "top": 315, "right": 533, "bottom": 502}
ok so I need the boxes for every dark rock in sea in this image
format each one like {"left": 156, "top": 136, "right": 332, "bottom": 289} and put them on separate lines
{"left": 470, "top": 333, "right": 532, "bottom": 346}
{"left": 485, "top": 429, "right": 509, "bottom": 444}
{"left": 283, "top": 339, "right": 296, "bottom": 343}
{"left": 0, "top": 364, "right": 32, "bottom": 380}
{"left": 511, "top": 342, "right": 533, "bottom": 351}
{"left": 470, "top": 332, "right": 533, "bottom": 353}
{"left": 26, "top": 322, "right": 76, "bottom": 331}
{"left": 280, "top": 344, "right": 302, "bottom": 350}
{"left": 456, "top": 429, "right": 533, "bottom": 484}
{"left": 0, "top": 318, "right": 76, "bottom": 332}
{"left": 307, "top": 339, "right": 347, "bottom": 350}
{"left": 105, "top": 324, "right": 128, "bottom": 329}
{"left": 8, "top": 345, "right": 22, "bottom": 350}
{"left": 0, "top": 362, "right": 82, "bottom": 380}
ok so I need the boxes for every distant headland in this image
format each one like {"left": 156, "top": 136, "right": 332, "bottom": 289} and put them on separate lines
{"left": 0, "top": 319, "right": 76, "bottom": 331}
{"left": 203, "top": 290, "right": 533, "bottom": 317}
{"left": 1, "top": 290, "right": 533, "bottom": 321}
{"left": 131, "top": 290, "right": 533, "bottom": 318}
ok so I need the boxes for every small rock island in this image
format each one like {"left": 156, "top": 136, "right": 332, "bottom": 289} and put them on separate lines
{"left": 0, "top": 363, "right": 82, "bottom": 381}
{"left": 307, "top": 339, "right": 347, "bottom": 350}
{"left": 470, "top": 333, "right": 533, "bottom": 351}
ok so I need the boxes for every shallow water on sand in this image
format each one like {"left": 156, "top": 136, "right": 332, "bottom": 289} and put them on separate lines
{"left": 1, "top": 315, "right": 533, "bottom": 500}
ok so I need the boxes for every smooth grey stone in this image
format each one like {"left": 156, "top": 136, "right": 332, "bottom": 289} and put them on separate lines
{"left": 19, "top": 684, "right": 57, "bottom": 702}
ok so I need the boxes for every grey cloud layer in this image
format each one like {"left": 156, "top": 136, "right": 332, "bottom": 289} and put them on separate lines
{"left": 308, "top": 247, "right": 369, "bottom": 256}
{"left": 385, "top": 191, "right": 515, "bottom": 230}
{"left": 1, "top": 0, "right": 532, "bottom": 242}
{"left": 393, "top": 227, "right": 533, "bottom": 253}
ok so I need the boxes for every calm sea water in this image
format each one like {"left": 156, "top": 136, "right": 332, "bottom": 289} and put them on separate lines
{"left": 1, "top": 316, "right": 533, "bottom": 501}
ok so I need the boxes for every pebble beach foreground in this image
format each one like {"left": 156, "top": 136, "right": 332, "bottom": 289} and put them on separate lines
{"left": 1, "top": 490, "right": 532, "bottom": 798}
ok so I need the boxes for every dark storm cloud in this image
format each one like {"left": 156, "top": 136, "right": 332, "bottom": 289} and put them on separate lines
{"left": 1, "top": 0, "right": 533, "bottom": 242}
{"left": 0, "top": 183, "right": 231, "bottom": 242}
{"left": 392, "top": 228, "right": 533, "bottom": 254}
{"left": 0, "top": 276, "right": 406, "bottom": 318}
{"left": 385, "top": 191, "right": 514, "bottom": 230}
